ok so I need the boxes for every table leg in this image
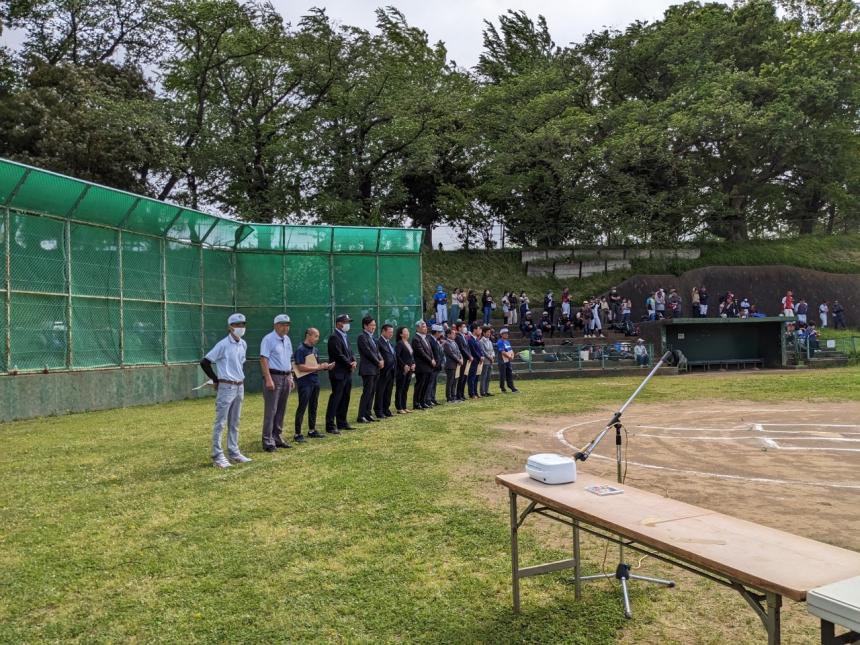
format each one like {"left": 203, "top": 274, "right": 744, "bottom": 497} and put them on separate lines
{"left": 509, "top": 490, "right": 520, "bottom": 613}
{"left": 766, "top": 592, "right": 781, "bottom": 645}
{"left": 573, "top": 519, "right": 581, "bottom": 601}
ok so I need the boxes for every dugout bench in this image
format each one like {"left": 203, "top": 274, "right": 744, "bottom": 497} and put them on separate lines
{"left": 497, "top": 472, "right": 860, "bottom": 644}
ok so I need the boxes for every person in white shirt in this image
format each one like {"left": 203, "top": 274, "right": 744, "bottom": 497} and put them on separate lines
{"left": 634, "top": 338, "right": 649, "bottom": 367}
{"left": 819, "top": 301, "right": 829, "bottom": 328}
{"left": 260, "top": 314, "right": 294, "bottom": 451}
{"left": 199, "top": 313, "right": 251, "bottom": 468}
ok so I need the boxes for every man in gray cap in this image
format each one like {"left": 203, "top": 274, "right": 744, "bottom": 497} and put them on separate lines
{"left": 260, "top": 313, "right": 294, "bottom": 451}
{"left": 325, "top": 313, "right": 357, "bottom": 433}
{"left": 199, "top": 313, "right": 252, "bottom": 468}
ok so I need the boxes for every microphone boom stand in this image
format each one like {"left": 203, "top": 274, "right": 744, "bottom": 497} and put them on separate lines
{"left": 574, "top": 350, "right": 676, "bottom": 618}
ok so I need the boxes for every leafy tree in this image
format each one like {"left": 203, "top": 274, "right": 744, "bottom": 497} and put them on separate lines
{"left": 0, "top": 61, "right": 175, "bottom": 192}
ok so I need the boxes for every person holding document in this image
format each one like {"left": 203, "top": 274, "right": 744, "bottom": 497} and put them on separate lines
{"left": 293, "top": 328, "right": 333, "bottom": 441}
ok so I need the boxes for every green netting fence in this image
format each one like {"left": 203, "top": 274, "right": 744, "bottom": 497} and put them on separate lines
{"left": 0, "top": 158, "right": 424, "bottom": 373}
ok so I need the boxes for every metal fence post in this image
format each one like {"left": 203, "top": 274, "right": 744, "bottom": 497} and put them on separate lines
{"left": 64, "top": 219, "right": 72, "bottom": 369}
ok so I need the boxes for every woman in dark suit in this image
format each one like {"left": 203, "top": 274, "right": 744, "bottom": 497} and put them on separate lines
{"left": 394, "top": 326, "right": 415, "bottom": 414}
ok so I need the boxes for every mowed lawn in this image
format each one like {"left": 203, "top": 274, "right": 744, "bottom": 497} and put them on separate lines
{"left": 1, "top": 367, "right": 859, "bottom": 644}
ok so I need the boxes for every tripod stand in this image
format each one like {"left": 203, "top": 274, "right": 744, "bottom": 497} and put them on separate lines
{"left": 574, "top": 351, "right": 675, "bottom": 618}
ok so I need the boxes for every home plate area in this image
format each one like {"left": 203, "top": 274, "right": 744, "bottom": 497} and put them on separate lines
{"left": 551, "top": 401, "right": 860, "bottom": 549}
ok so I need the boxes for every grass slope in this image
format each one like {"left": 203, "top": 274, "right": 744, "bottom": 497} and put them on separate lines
{"left": 422, "top": 234, "right": 860, "bottom": 310}
{"left": 1, "top": 366, "right": 859, "bottom": 643}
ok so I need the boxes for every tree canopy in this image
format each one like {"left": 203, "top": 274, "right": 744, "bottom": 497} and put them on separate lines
{"left": 0, "top": 0, "right": 857, "bottom": 245}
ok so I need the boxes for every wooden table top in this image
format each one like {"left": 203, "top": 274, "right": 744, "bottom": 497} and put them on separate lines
{"left": 497, "top": 471, "right": 860, "bottom": 601}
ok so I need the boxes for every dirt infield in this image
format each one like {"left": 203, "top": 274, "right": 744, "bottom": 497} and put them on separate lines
{"left": 495, "top": 400, "right": 860, "bottom": 551}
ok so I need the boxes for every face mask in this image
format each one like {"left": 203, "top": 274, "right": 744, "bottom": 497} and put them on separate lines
{"left": 342, "top": 323, "right": 351, "bottom": 332}
{"left": 232, "top": 327, "right": 245, "bottom": 338}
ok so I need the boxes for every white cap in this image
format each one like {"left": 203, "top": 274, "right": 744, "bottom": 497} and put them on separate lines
{"left": 637, "top": 338, "right": 645, "bottom": 343}
{"left": 274, "top": 314, "right": 291, "bottom": 324}
{"left": 228, "top": 313, "right": 246, "bottom": 325}
{"left": 500, "top": 327, "right": 510, "bottom": 334}
{"left": 431, "top": 324, "right": 443, "bottom": 332}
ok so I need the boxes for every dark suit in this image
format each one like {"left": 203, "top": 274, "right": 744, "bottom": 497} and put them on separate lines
{"left": 455, "top": 332, "right": 472, "bottom": 400}
{"left": 357, "top": 330, "right": 382, "bottom": 421}
{"left": 326, "top": 329, "right": 355, "bottom": 430}
{"left": 467, "top": 334, "right": 483, "bottom": 397}
{"left": 375, "top": 336, "right": 396, "bottom": 417}
{"left": 394, "top": 340, "right": 414, "bottom": 411}
{"left": 426, "top": 334, "right": 444, "bottom": 405}
{"left": 411, "top": 334, "right": 435, "bottom": 409}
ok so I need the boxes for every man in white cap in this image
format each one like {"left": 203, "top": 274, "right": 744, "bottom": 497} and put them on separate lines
{"left": 199, "top": 313, "right": 252, "bottom": 468}
{"left": 634, "top": 338, "right": 649, "bottom": 367}
{"left": 260, "top": 314, "right": 294, "bottom": 450}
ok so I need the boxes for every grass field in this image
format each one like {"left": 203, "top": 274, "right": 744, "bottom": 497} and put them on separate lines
{"left": 2, "top": 366, "right": 859, "bottom": 643}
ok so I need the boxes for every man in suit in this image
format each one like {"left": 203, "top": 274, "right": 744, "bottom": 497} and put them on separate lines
{"left": 425, "top": 324, "right": 445, "bottom": 407}
{"left": 467, "top": 322, "right": 484, "bottom": 398}
{"left": 454, "top": 320, "right": 472, "bottom": 402}
{"left": 410, "top": 320, "right": 436, "bottom": 410}
{"left": 374, "top": 323, "right": 396, "bottom": 418}
{"left": 325, "top": 313, "right": 357, "bottom": 434}
{"left": 442, "top": 326, "right": 462, "bottom": 403}
{"left": 356, "top": 315, "right": 383, "bottom": 424}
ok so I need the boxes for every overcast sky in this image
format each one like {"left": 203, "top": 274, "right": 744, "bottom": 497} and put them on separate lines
{"left": 275, "top": 1, "right": 707, "bottom": 68}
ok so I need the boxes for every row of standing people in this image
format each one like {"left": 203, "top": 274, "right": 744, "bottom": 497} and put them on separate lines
{"left": 200, "top": 312, "right": 521, "bottom": 468}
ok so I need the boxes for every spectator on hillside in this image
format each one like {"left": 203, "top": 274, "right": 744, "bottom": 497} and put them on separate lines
{"left": 501, "top": 292, "right": 511, "bottom": 326}
{"left": 698, "top": 287, "right": 709, "bottom": 317}
{"left": 655, "top": 288, "right": 666, "bottom": 319}
{"left": 530, "top": 325, "right": 545, "bottom": 351}
{"left": 600, "top": 296, "right": 610, "bottom": 326}
{"left": 540, "top": 311, "right": 554, "bottom": 338}
{"left": 634, "top": 339, "right": 649, "bottom": 367}
{"left": 667, "top": 288, "right": 682, "bottom": 318}
{"left": 543, "top": 290, "right": 555, "bottom": 324}
{"left": 807, "top": 324, "right": 820, "bottom": 356}
{"left": 722, "top": 294, "right": 739, "bottom": 318}
{"left": 561, "top": 287, "right": 571, "bottom": 318}
{"left": 451, "top": 288, "right": 464, "bottom": 322}
{"left": 590, "top": 298, "right": 606, "bottom": 338}
{"left": 795, "top": 298, "right": 808, "bottom": 324}
{"left": 645, "top": 292, "right": 656, "bottom": 321}
{"left": 520, "top": 310, "right": 536, "bottom": 339}
{"left": 819, "top": 301, "right": 829, "bottom": 328}
{"left": 467, "top": 290, "right": 478, "bottom": 325}
{"left": 609, "top": 288, "right": 622, "bottom": 323}
{"left": 557, "top": 313, "right": 574, "bottom": 338}
{"left": 832, "top": 300, "right": 846, "bottom": 329}
{"left": 519, "top": 291, "right": 529, "bottom": 321}
{"left": 691, "top": 287, "right": 700, "bottom": 317}
{"left": 621, "top": 298, "right": 632, "bottom": 324}
{"left": 433, "top": 285, "right": 448, "bottom": 324}
{"left": 739, "top": 296, "right": 751, "bottom": 318}
{"left": 481, "top": 289, "right": 494, "bottom": 325}
{"left": 749, "top": 304, "right": 766, "bottom": 318}
{"left": 509, "top": 290, "right": 520, "bottom": 326}
{"left": 781, "top": 290, "right": 795, "bottom": 317}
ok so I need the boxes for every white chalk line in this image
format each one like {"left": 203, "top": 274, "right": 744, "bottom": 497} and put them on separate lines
{"left": 635, "top": 433, "right": 860, "bottom": 443}
{"left": 554, "top": 422, "right": 860, "bottom": 491}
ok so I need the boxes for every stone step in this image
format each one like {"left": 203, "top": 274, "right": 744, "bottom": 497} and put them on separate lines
{"left": 512, "top": 366, "right": 678, "bottom": 380}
